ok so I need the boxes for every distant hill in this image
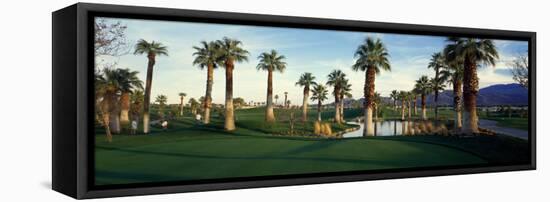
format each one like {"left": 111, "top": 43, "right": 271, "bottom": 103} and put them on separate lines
{"left": 349, "top": 83, "right": 528, "bottom": 107}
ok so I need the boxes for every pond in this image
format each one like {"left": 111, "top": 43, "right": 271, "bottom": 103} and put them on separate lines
{"left": 342, "top": 119, "right": 453, "bottom": 138}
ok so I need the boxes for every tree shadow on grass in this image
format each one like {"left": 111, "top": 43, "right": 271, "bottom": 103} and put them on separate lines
{"left": 281, "top": 140, "right": 347, "bottom": 155}
{"left": 96, "top": 145, "right": 448, "bottom": 167}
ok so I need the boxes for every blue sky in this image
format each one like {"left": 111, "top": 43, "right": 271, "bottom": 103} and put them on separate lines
{"left": 97, "top": 17, "right": 528, "bottom": 105}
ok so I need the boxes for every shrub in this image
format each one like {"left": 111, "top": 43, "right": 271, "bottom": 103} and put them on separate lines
{"left": 314, "top": 121, "right": 321, "bottom": 135}
{"left": 323, "top": 123, "right": 332, "bottom": 136}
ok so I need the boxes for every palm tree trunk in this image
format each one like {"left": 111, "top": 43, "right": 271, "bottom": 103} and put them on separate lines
{"left": 453, "top": 79, "right": 463, "bottom": 132}
{"left": 224, "top": 60, "right": 236, "bottom": 131}
{"left": 407, "top": 100, "right": 411, "bottom": 119}
{"left": 414, "top": 96, "right": 418, "bottom": 115}
{"left": 434, "top": 91, "right": 439, "bottom": 120}
{"left": 364, "top": 67, "right": 376, "bottom": 136}
{"left": 284, "top": 94, "right": 288, "bottom": 109}
{"left": 143, "top": 55, "right": 155, "bottom": 134}
{"left": 421, "top": 94, "right": 427, "bottom": 120}
{"left": 109, "top": 110, "right": 120, "bottom": 134}
{"left": 120, "top": 92, "right": 130, "bottom": 128}
{"left": 179, "top": 97, "right": 184, "bottom": 116}
{"left": 334, "top": 90, "right": 341, "bottom": 124}
{"left": 393, "top": 100, "right": 396, "bottom": 110}
{"left": 204, "top": 63, "right": 214, "bottom": 124}
{"left": 317, "top": 100, "right": 322, "bottom": 121}
{"left": 266, "top": 69, "right": 275, "bottom": 122}
{"left": 434, "top": 67, "right": 440, "bottom": 120}
{"left": 463, "top": 60, "right": 479, "bottom": 134}
{"left": 302, "top": 87, "right": 309, "bottom": 122}
{"left": 401, "top": 101, "right": 405, "bottom": 121}
{"left": 100, "top": 96, "right": 113, "bottom": 142}
{"left": 340, "top": 94, "right": 345, "bottom": 122}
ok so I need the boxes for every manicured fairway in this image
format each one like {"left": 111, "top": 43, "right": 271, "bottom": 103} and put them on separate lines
{"left": 95, "top": 107, "right": 528, "bottom": 185}
{"left": 95, "top": 121, "right": 489, "bottom": 185}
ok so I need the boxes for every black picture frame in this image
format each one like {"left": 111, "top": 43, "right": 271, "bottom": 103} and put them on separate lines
{"left": 52, "top": 3, "right": 536, "bottom": 199}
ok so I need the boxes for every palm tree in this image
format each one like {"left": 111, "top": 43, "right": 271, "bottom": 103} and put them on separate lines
{"left": 430, "top": 76, "right": 446, "bottom": 117}
{"left": 98, "top": 68, "right": 140, "bottom": 135}
{"left": 130, "top": 90, "right": 144, "bottom": 126}
{"left": 155, "top": 94, "right": 167, "bottom": 117}
{"left": 444, "top": 55, "right": 464, "bottom": 130}
{"left": 296, "top": 72, "right": 317, "bottom": 122}
{"left": 178, "top": 93, "right": 186, "bottom": 116}
{"left": 95, "top": 69, "right": 120, "bottom": 141}
{"left": 390, "top": 90, "right": 398, "bottom": 110}
{"left": 192, "top": 41, "right": 222, "bottom": 124}
{"left": 352, "top": 37, "right": 391, "bottom": 136}
{"left": 444, "top": 37, "right": 498, "bottom": 134}
{"left": 406, "top": 91, "right": 413, "bottom": 119}
{"left": 274, "top": 94, "right": 279, "bottom": 106}
{"left": 310, "top": 84, "right": 329, "bottom": 121}
{"left": 411, "top": 90, "right": 418, "bottom": 116}
{"left": 188, "top": 98, "right": 200, "bottom": 115}
{"left": 117, "top": 69, "right": 143, "bottom": 128}
{"left": 134, "top": 39, "right": 168, "bottom": 134}
{"left": 284, "top": 92, "right": 288, "bottom": 108}
{"left": 216, "top": 37, "right": 249, "bottom": 131}
{"left": 414, "top": 75, "right": 432, "bottom": 120}
{"left": 326, "top": 70, "right": 347, "bottom": 124}
{"left": 398, "top": 91, "right": 407, "bottom": 120}
{"left": 339, "top": 81, "right": 353, "bottom": 122}
{"left": 427, "top": 52, "right": 451, "bottom": 119}
{"left": 257, "top": 50, "right": 287, "bottom": 123}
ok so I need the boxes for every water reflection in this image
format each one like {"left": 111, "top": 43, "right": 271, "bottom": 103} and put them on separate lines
{"left": 343, "top": 120, "right": 450, "bottom": 138}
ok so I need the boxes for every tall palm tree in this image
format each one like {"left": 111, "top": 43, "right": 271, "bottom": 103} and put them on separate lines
{"left": 326, "top": 70, "right": 347, "bottom": 124}
{"left": 284, "top": 92, "right": 288, "bottom": 108}
{"left": 398, "top": 91, "right": 407, "bottom": 120}
{"left": 339, "top": 80, "right": 353, "bottom": 122}
{"left": 444, "top": 55, "right": 464, "bottom": 130}
{"left": 444, "top": 37, "right": 498, "bottom": 134}
{"left": 414, "top": 75, "right": 432, "bottom": 120}
{"left": 216, "top": 37, "right": 249, "bottom": 131}
{"left": 192, "top": 41, "right": 222, "bottom": 124}
{"left": 257, "top": 50, "right": 287, "bottom": 123}
{"left": 178, "top": 93, "right": 186, "bottom": 116}
{"left": 134, "top": 39, "right": 168, "bottom": 134}
{"left": 296, "top": 72, "right": 317, "bottom": 122}
{"left": 430, "top": 76, "right": 446, "bottom": 116}
{"left": 155, "top": 94, "right": 167, "bottom": 117}
{"left": 390, "top": 90, "right": 398, "bottom": 110}
{"left": 428, "top": 52, "right": 446, "bottom": 119}
{"left": 411, "top": 90, "right": 418, "bottom": 115}
{"left": 117, "top": 69, "right": 143, "bottom": 128}
{"left": 310, "top": 84, "right": 329, "bottom": 121}
{"left": 406, "top": 91, "right": 414, "bottom": 119}
{"left": 352, "top": 37, "right": 391, "bottom": 136}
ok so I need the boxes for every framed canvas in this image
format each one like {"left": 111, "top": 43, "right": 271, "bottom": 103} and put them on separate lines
{"left": 52, "top": 3, "right": 536, "bottom": 199}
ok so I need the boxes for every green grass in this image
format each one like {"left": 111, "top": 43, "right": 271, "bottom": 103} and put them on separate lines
{"left": 381, "top": 106, "right": 528, "bottom": 131}
{"left": 478, "top": 116, "right": 528, "bottom": 131}
{"left": 95, "top": 107, "right": 528, "bottom": 185}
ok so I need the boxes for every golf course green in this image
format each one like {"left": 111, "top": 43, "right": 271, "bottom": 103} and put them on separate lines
{"left": 95, "top": 108, "right": 528, "bottom": 185}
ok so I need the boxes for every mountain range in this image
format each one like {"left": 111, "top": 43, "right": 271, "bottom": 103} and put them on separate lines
{"left": 346, "top": 83, "right": 528, "bottom": 107}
